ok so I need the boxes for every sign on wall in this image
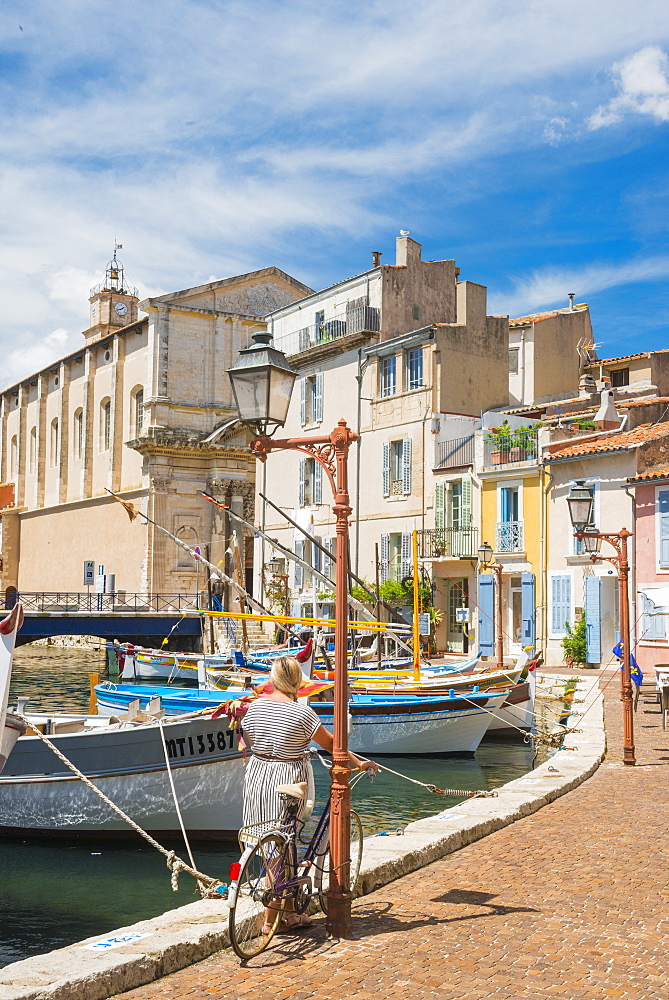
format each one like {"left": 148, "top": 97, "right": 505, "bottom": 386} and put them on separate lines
{"left": 83, "top": 560, "right": 95, "bottom": 587}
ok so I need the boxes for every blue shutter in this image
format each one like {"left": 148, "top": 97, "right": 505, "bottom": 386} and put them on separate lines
{"left": 584, "top": 576, "right": 601, "bottom": 664}
{"left": 298, "top": 458, "right": 306, "bottom": 507}
{"left": 642, "top": 594, "right": 667, "bottom": 641}
{"left": 313, "top": 460, "right": 322, "bottom": 504}
{"left": 478, "top": 574, "right": 495, "bottom": 655}
{"left": 551, "top": 575, "right": 571, "bottom": 635}
{"left": 300, "top": 378, "right": 306, "bottom": 426}
{"left": 314, "top": 373, "right": 324, "bottom": 423}
{"left": 402, "top": 438, "right": 412, "bottom": 495}
{"left": 382, "top": 442, "right": 390, "bottom": 497}
{"left": 660, "top": 490, "right": 669, "bottom": 567}
{"left": 521, "top": 573, "right": 535, "bottom": 652}
{"left": 380, "top": 534, "right": 389, "bottom": 582}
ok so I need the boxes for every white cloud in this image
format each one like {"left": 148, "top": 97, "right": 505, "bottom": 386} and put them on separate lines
{"left": 489, "top": 255, "right": 669, "bottom": 318}
{"left": 588, "top": 46, "right": 669, "bottom": 128}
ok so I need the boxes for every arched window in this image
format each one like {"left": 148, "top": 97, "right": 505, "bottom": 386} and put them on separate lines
{"left": 29, "top": 427, "right": 36, "bottom": 474}
{"left": 100, "top": 398, "right": 111, "bottom": 452}
{"left": 131, "top": 386, "right": 144, "bottom": 436}
{"left": 73, "top": 409, "right": 84, "bottom": 460}
{"left": 9, "top": 436, "right": 17, "bottom": 479}
{"left": 50, "top": 419, "right": 59, "bottom": 467}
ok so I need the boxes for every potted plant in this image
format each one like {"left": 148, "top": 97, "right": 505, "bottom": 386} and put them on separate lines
{"left": 486, "top": 421, "right": 513, "bottom": 464}
{"left": 561, "top": 617, "right": 588, "bottom": 667}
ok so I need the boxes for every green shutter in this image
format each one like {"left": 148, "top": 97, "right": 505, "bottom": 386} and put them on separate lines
{"left": 435, "top": 481, "right": 445, "bottom": 530}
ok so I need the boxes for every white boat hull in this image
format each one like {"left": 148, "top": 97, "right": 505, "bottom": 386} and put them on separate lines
{"left": 485, "top": 682, "right": 534, "bottom": 733}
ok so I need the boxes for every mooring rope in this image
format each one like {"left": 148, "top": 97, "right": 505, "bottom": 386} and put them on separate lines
{"left": 15, "top": 714, "right": 226, "bottom": 898}
{"left": 371, "top": 760, "right": 497, "bottom": 798}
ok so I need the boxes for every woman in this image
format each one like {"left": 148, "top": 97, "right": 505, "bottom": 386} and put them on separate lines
{"left": 241, "top": 654, "right": 378, "bottom": 931}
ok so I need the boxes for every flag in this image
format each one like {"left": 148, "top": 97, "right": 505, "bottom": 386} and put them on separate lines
{"left": 612, "top": 640, "right": 643, "bottom": 687}
{"left": 106, "top": 489, "right": 140, "bottom": 521}
{"left": 200, "top": 490, "right": 228, "bottom": 510}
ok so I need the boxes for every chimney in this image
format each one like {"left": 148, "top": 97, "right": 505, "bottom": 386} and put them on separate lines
{"left": 396, "top": 235, "right": 422, "bottom": 267}
{"left": 594, "top": 389, "right": 620, "bottom": 430}
{"left": 568, "top": 293, "right": 575, "bottom": 312}
{"left": 371, "top": 251, "right": 382, "bottom": 268}
{"left": 578, "top": 372, "right": 597, "bottom": 398}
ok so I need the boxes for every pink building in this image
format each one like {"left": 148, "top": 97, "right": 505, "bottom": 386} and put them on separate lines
{"left": 628, "top": 468, "right": 669, "bottom": 678}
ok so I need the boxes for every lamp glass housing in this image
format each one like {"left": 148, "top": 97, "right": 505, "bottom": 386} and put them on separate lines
{"left": 478, "top": 541, "right": 493, "bottom": 566}
{"left": 227, "top": 332, "right": 297, "bottom": 434}
{"left": 267, "top": 556, "right": 281, "bottom": 575}
{"left": 582, "top": 531, "right": 602, "bottom": 554}
{"left": 566, "top": 480, "right": 595, "bottom": 531}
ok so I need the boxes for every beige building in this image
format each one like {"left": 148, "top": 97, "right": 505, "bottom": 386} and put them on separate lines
{"left": 254, "top": 236, "right": 509, "bottom": 654}
{"left": 0, "top": 252, "right": 311, "bottom": 600}
{"left": 508, "top": 301, "right": 593, "bottom": 407}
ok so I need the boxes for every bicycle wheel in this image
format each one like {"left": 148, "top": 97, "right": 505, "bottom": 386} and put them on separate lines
{"left": 316, "top": 809, "right": 363, "bottom": 914}
{"left": 228, "top": 834, "right": 293, "bottom": 959}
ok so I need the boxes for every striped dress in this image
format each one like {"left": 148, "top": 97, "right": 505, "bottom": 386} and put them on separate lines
{"left": 241, "top": 699, "right": 322, "bottom": 829}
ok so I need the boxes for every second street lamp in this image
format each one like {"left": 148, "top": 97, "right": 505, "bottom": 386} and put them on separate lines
{"left": 228, "top": 334, "right": 359, "bottom": 937}
{"left": 477, "top": 541, "right": 504, "bottom": 672}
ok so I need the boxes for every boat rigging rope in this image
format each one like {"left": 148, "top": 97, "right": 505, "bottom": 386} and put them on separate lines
{"left": 14, "top": 714, "right": 226, "bottom": 899}
{"left": 371, "top": 760, "right": 497, "bottom": 798}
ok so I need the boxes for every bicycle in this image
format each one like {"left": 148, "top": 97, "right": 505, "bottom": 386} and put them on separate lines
{"left": 227, "top": 752, "right": 369, "bottom": 960}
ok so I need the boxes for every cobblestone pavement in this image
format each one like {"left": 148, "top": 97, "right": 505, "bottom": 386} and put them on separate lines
{"left": 115, "top": 672, "right": 669, "bottom": 1000}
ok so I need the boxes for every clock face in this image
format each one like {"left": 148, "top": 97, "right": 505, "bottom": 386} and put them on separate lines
{"left": 91, "top": 303, "right": 98, "bottom": 317}
{"left": 114, "top": 301, "right": 128, "bottom": 317}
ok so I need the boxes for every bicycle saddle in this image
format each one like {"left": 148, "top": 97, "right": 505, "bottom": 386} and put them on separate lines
{"left": 275, "top": 781, "right": 308, "bottom": 799}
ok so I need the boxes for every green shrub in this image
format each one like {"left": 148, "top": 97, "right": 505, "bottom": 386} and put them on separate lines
{"left": 561, "top": 617, "right": 587, "bottom": 665}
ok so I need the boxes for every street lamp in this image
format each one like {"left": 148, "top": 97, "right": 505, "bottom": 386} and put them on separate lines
{"left": 477, "top": 541, "right": 504, "bottom": 672}
{"left": 228, "top": 336, "right": 359, "bottom": 937}
{"left": 565, "top": 482, "right": 635, "bottom": 765}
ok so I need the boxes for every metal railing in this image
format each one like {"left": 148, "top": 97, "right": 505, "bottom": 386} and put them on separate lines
{"left": 5, "top": 592, "right": 203, "bottom": 613}
{"left": 274, "top": 305, "right": 380, "bottom": 356}
{"left": 436, "top": 435, "right": 475, "bottom": 469}
{"left": 484, "top": 429, "right": 538, "bottom": 467}
{"left": 418, "top": 527, "right": 478, "bottom": 559}
{"left": 495, "top": 521, "right": 524, "bottom": 553}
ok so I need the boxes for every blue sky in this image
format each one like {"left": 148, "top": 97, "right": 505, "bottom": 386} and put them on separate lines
{"left": 0, "top": 0, "right": 668, "bottom": 386}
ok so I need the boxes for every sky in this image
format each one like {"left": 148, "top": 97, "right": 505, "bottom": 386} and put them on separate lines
{"left": 0, "top": 0, "right": 668, "bottom": 388}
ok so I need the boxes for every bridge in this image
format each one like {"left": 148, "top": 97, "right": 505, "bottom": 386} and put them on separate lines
{"left": 5, "top": 592, "right": 205, "bottom": 649}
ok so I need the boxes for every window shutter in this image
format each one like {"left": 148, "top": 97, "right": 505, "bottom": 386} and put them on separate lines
{"left": 551, "top": 575, "right": 571, "bottom": 635}
{"left": 643, "top": 594, "right": 667, "bottom": 641}
{"left": 461, "top": 476, "right": 472, "bottom": 526}
{"left": 313, "top": 537, "right": 322, "bottom": 574}
{"left": 295, "top": 540, "right": 304, "bottom": 588}
{"left": 315, "top": 372, "right": 324, "bottom": 423}
{"left": 478, "top": 574, "right": 495, "bottom": 656}
{"left": 584, "top": 575, "right": 601, "bottom": 663}
{"left": 300, "top": 378, "right": 307, "bottom": 426}
{"left": 660, "top": 490, "right": 669, "bottom": 567}
{"left": 521, "top": 573, "right": 535, "bottom": 652}
{"left": 402, "top": 438, "right": 412, "bottom": 495}
{"left": 298, "top": 458, "right": 306, "bottom": 507}
{"left": 382, "top": 442, "right": 390, "bottom": 497}
{"left": 380, "top": 533, "right": 389, "bottom": 582}
{"left": 313, "top": 460, "right": 322, "bottom": 504}
{"left": 323, "top": 538, "right": 332, "bottom": 580}
{"left": 434, "top": 481, "right": 445, "bottom": 530}
{"left": 401, "top": 532, "right": 411, "bottom": 579}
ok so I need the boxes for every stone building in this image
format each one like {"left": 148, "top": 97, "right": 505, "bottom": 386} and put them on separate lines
{"left": 0, "top": 251, "right": 311, "bottom": 600}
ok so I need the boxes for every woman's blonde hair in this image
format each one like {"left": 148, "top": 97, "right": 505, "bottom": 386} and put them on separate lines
{"left": 270, "top": 656, "right": 303, "bottom": 699}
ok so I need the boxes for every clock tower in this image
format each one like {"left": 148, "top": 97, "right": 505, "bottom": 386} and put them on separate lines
{"left": 84, "top": 246, "right": 139, "bottom": 344}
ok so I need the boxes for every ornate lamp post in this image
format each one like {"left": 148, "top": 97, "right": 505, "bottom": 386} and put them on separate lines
{"left": 228, "top": 331, "right": 359, "bottom": 936}
{"left": 566, "top": 480, "right": 635, "bottom": 765}
{"left": 478, "top": 541, "right": 504, "bottom": 671}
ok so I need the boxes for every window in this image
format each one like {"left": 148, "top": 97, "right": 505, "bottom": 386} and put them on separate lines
{"left": 134, "top": 389, "right": 144, "bottom": 435}
{"left": 29, "top": 427, "right": 36, "bottom": 474}
{"left": 412, "top": 305, "right": 420, "bottom": 321}
{"left": 100, "top": 399, "right": 111, "bottom": 451}
{"left": 50, "top": 419, "right": 59, "bottom": 467}
{"left": 9, "top": 435, "right": 17, "bottom": 478}
{"left": 406, "top": 348, "right": 423, "bottom": 390}
{"left": 299, "top": 374, "right": 323, "bottom": 426}
{"left": 610, "top": 368, "right": 629, "bottom": 387}
{"left": 658, "top": 489, "right": 669, "bottom": 569}
{"left": 497, "top": 485, "right": 522, "bottom": 552}
{"left": 573, "top": 482, "right": 596, "bottom": 555}
{"left": 509, "top": 348, "right": 519, "bottom": 375}
{"left": 299, "top": 457, "right": 322, "bottom": 506}
{"left": 380, "top": 356, "right": 396, "bottom": 397}
{"left": 383, "top": 439, "right": 412, "bottom": 496}
{"left": 315, "top": 310, "right": 326, "bottom": 342}
{"left": 73, "top": 409, "right": 83, "bottom": 460}
{"left": 641, "top": 593, "right": 667, "bottom": 642}
{"left": 380, "top": 531, "right": 411, "bottom": 582}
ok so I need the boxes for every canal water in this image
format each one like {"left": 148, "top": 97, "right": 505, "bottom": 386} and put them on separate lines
{"left": 2, "top": 645, "right": 554, "bottom": 968}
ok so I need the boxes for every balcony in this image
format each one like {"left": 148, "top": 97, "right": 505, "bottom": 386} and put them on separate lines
{"left": 273, "top": 306, "right": 380, "bottom": 357}
{"left": 484, "top": 429, "right": 538, "bottom": 467}
{"left": 418, "top": 527, "right": 479, "bottom": 560}
{"left": 495, "top": 520, "right": 523, "bottom": 553}
{"left": 436, "top": 435, "right": 475, "bottom": 469}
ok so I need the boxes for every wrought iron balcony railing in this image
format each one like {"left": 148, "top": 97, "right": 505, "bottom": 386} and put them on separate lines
{"left": 273, "top": 306, "right": 380, "bottom": 356}
{"left": 484, "top": 429, "right": 538, "bottom": 467}
{"left": 436, "top": 435, "right": 475, "bottom": 469}
{"left": 418, "top": 527, "right": 478, "bottom": 559}
{"left": 3, "top": 592, "right": 204, "bottom": 613}
{"left": 495, "top": 521, "right": 524, "bottom": 553}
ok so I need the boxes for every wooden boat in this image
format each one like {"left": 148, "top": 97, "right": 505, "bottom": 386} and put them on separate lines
{"left": 0, "top": 604, "right": 27, "bottom": 774}
{"left": 484, "top": 680, "right": 534, "bottom": 733}
{"left": 0, "top": 707, "right": 244, "bottom": 839}
{"left": 94, "top": 681, "right": 509, "bottom": 756}
{"left": 322, "top": 664, "right": 522, "bottom": 696}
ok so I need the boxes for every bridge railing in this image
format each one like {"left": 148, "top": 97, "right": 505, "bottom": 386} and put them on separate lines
{"left": 7, "top": 592, "right": 203, "bottom": 613}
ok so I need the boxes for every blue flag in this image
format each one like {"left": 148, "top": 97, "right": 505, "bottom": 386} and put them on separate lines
{"left": 612, "top": 641, "right": 643, "bottom": 687}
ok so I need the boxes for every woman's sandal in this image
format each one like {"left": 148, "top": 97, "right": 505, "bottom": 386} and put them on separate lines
{"left": 262, "top": 912, "right": 313, "bottom": 934}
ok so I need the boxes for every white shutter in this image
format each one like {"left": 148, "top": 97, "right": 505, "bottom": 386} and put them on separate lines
{"left": 323, "top": 538, "right": 332, "bottom": 580}
{"left": 382, "top": 442, "right": 390, "bottom": 497}
{"left": 315, "top": 372, "right": 324, "bottom": 423}
{"left": 380, "top": 533, "right": 390, "bottom": 582}
{"left": 461, "top": 476, "right": 472, "bottom": 526}
{"left": 401, "top": 531, "right": 411, "bottom": 580}
{"left": 298, "top": 458, "right": 306, "bottom": 507}
{"left": 435, "top": 481, "right": 445, "bottom": 530}
{"left": 300, "top": 378, "right": 307, "bottom": 426}
{"left": 295, "top": 540, "right": 304, "bottom": 589}
{"left": 402, "top": 438, "right": 412, "bottom": 495}
{"left": 313, "top": 460, "right": 323, "bottom": 504}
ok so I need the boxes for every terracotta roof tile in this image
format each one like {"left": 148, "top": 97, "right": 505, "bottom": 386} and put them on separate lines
{"left": 628, "top": 467, "right": 669, "bottom": 483}
{"left": 547, "top": 422, "right": 669, "bottom": 460}
{"left": 509, "top": 304, "right": 588, "bottom": 326}
{"left": 585, "top": 349, "right": 669, "bottom": 368}
{"left": 618, "top": 396, "right": 669, "bottom": 408}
